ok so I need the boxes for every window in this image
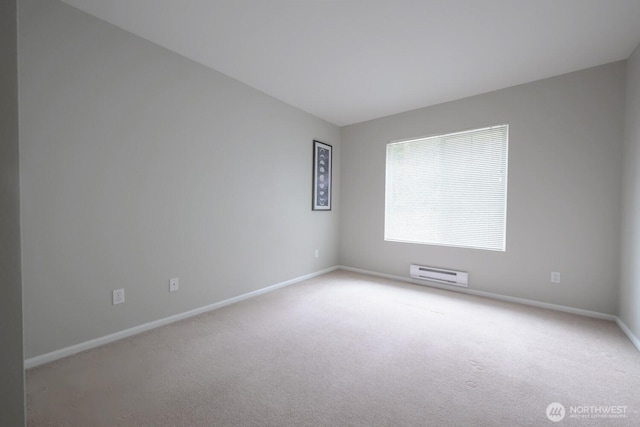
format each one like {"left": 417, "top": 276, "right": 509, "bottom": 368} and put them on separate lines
{"left": 385, "top": 124, "right": 508, "bottom": 251}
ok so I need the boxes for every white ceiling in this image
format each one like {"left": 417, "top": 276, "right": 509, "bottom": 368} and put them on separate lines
{"left": 60, "top": 0, "right": 640, "bottom": 126}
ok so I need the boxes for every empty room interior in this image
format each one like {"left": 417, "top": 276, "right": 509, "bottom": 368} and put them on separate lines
{"left": 4, "top": 0, "right": 640, "bottom": 425}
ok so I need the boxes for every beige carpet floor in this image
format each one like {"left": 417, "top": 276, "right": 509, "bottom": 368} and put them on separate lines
{"left": 27, "top": 270, "right": 640, "bottom": 426}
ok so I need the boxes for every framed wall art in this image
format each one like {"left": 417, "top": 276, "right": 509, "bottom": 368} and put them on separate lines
{"left": 312, "top": 140, "right": 332, "bottom": 211}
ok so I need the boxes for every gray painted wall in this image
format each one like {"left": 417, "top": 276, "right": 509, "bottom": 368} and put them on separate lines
{"left": 18, "top": 0, "right": 636, "bottom": 364}
{"left": 20, "top": 0, "right": 340, "bottom": 358}
{"left": 340, "top": 62, "right": 625, "bottom": 315}
{"left": 0, "top": 0, "right": 25, "bottom": 425}
{"left": 621, "top": 44, "right": 640, "bottom": 339}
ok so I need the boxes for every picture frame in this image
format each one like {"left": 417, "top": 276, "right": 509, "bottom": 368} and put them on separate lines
{"left": 312, "top": 140, "right": 332, "bottom": 211}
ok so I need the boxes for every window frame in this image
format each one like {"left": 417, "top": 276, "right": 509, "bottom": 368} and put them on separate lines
{"left": 384, "top": 124, "right": 509, "bottom": 252}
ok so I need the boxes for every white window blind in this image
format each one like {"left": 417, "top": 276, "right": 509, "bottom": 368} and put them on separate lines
{"left": 385, "top": 124, "right": 509, "bottom": 251}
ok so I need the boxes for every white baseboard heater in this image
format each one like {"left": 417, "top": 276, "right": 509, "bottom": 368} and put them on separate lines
{"left": 410, "top": 264, "right": 468, "bottom": 287}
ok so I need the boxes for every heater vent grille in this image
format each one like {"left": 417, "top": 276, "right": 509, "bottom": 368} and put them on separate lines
{"left": 410, "top": 264, "right": 468, "bottom": 287}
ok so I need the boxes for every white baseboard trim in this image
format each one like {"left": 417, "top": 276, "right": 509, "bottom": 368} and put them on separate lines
{"left": 339, "top": 265, "right": 640, "bottom": 352}
{"left": 338, "top": 265, "right": 617, "bottom": 321}
{"left": 24, "top": 266, "right": 339, "bottom": 369}
{"left": 615, "top": 317, "right": 640, "bottom": 352}
{"left": 26, "top": 265, "right": 639, "bottom": 368}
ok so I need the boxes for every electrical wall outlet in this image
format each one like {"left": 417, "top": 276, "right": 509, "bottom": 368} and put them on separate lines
{"left": 113, "top": 288, "right": 125, "bottom": 305}
{"left": 314, "top": 249, "right": 319, "bottom": 259}
{"left": 551, "top": 272, "right": 561, "bottom": 284}
{"left": 169, "top": 277, "right": 179, "bottom": 292}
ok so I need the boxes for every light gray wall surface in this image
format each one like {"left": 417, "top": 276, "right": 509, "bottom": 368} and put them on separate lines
{"left": 20, "top": 0, "right": 340, "bottom": 358}
{"left": 621, "top": 44, "right": 640, "bottom": 339}
{"left": 340, "top": 62, "right": 625, "bottom": 315}
{"left": 0, "top": 0, "right": 25, "bottom": 424}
